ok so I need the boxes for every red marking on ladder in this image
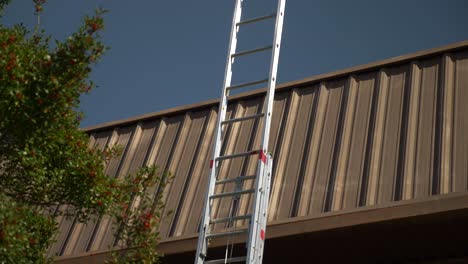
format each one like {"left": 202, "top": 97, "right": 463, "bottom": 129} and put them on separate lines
{"left": 209, "top": 160, "right": 214, "bottom": 169}
{"left": 259, "top": 151, "right": 267, "bottom": 163}
{"left": 260, "top": 229, "right": 265, "bottom": 240}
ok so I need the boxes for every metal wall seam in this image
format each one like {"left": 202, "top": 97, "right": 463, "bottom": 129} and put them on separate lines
{"left": 178, "top": 107, "right": 218, "bottom": 235}
{"left": 452, "top": 51, "right": 468, "bottom": 192}
{"left": 268, "top": 88, "right": 300, "bottom": 220}
{"left": 159, "top": 112, "right": 202, "bottom": 238}
{"left": 113, "top": 120, "right": 161, "bottom": 248}
{"left": 148, "top": 115, "right": 186, "bottom": 239}
{"left": 309, "top": 80, "right": 346, "bottom": 215}
{"left": 402, "top": 62, "right": 422, "bottom": 200}
{"left": 146, "top": 115, "right": 183, "bottom": 205}
{"left": 99, "top": 123, "right": 144, "bottom": 249}
{"left": 278, "top": 86, "right": 317, "bottom": 219}
{"left": 376, "top": 66, "right": 409, "bottom": 204}
{"left": 331, "top": 76, "right": 358, "bottom": 211}
{"left": 296, "top": 83, "right": 328, "bottom": 217}
{"left": 440, "top": 54, "right": 455, "bottom": 194}
{"left": 123, "top": 119, "right": 166, "bottom": 236}
{"left": 87, "top": 127, "right": 134, "bottom": 252}
{"left": 414, "top": 59, "right": 439, "bottom": 199}
{"left": 168, "top": 108, "right": 215, "bottom": 237}
{"left": 366, "top": 70, "right": 389, "bottom": 206}
{"left": 341, "top": 73, "right": 376, "bottom": 210}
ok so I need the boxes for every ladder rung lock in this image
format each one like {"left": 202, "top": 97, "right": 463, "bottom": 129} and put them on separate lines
{"left": 237, "top": 13, "right": 276, "bottom": 26}
{"left": 205, "top": 256, "right": 247, "bottom": 264}
{"left": 231, "top": 45, "right": 272, "bottom": 58}
{"left": 206, "top": 229, "right": 248, "bottom": 239}
{"left": 226, "top": 78, "right": 268, "bottom": 91}
{"left": 209, "top": 189, "right": 255, "bottom": 199}
{"left": 215, "top": 175, "right": 256, "bottom": 185}
{"left": 216, "top": 149, "right": 260, "bottom": 161}
{"left": 210, "top": 214, "right": 252, "bottom": 224}
{"left": 221, "top": 113, "right": 264, "bottom": 125}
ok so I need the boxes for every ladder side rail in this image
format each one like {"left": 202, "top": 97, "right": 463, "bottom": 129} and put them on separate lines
{"left": 248, "top": 1, "right": 286, "bottom": 262}
{"left": 260, "top": 0, "right": 286, "bottom": 154}
{"left": 257, "top": 155, "right": 273, "bottom": 263}
{"left": 246, "top": 158, "right": 266, "bottom": 263}
{"left": 195, "top": 1, "right": 243, "bottom": 263}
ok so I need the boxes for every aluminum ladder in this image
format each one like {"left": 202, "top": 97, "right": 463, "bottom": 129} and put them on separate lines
{"left": 195, "top": 0, "right": 286, "bottom": 263}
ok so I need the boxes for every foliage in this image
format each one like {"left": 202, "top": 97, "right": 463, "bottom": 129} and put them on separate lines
{"left": 109, "top": 167, "right": 171, "bottom": 264}
{"left": 0, "top": 1, "right": 167, "bottom": 263}
{"left": 0, "top": 193, "right": 56, "bottom": 264}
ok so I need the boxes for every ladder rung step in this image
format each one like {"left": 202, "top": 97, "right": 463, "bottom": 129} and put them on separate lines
{"left": 210, "top": 189, "right": 255, "bottom": 199}
{"left": 215, "top": 175, "right": 256, "bottom": 185}
{"left": 237, "top": 13, "right": 276, "bottom": 26}
{"left": 206, "top": 256, "right": 247, "bottom": 264}
{"left": 221, "top": 113, "right": 264, "bottom": 125}
{"left": 232, "top": 45, "right": 272, "bottom": 58}
{"left": 210, "top": 214, "right": 252, "bottom": 224}
{"left": 226, "top": 78, "right": 268, "bottom": 91}
{"left": 206, "top": 229, "right": 248, "bottom": 239}
{"left": 216, "top": 150, "right": 260, "bottom": 161}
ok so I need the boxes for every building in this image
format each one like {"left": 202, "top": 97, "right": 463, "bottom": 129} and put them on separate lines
{"left": 54, "top": 40, "right": 468, "bottom": 263}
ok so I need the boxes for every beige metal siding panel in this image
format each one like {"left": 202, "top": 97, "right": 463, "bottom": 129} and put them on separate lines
{"left": 172, "top": 107, "right": 217, "bottom": 236}
{"left": 272, "top": 87, "right": 317, "bottom": 219}
{"left": 366, "top": 70, "right": 390, "bottom": 206}
{"left": 333, "top": 74, "right": 376, "bottom": 211}
{"left": 307, "top": 80, "right": 346, "bottom": 215}
{"left": 88, "top": 126, "right": 136, "bottom": 251}
{"left": 452, "top": 51, "right": 468, "bottom": 192}
{"left": 376, "top": 66, "right": 409, "bottom": 204}
{"left": 440, "top": 55, "right": 455, "bottom": 194}
{"left": 158, "top": 114, "right": 193, "bottom": 238}
{"left": 160, "top": 110, "right": 211, "bottom": 238}
{"left": 296, "top": 84, "right": 328, "bottom": 217}
{"left": 402, "top": 63, "right": 422, "bottom": 200}
{"left": 98, "top": 123, "right": 152, "bottom": 249}
{"left": 330, "top": 77, "right": 357, "bottom": 211}
{"left": 268, "top": 89, "right": 301, "bottom": 220}
{"left": 413, "top": 59, "right": 440, "bottom": 199}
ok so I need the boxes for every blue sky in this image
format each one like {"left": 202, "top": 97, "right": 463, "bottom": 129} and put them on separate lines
{"left": 4, "top": 0, "right": 468, "bottom": 128}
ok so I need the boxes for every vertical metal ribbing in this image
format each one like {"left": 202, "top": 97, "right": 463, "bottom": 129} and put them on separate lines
{"left": 195, "top": 1, "right": 243, "bottom": 263}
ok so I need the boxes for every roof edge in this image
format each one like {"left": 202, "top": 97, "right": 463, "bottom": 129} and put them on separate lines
{"left": 82, "top": 39, "right": 468, "bottom": 132}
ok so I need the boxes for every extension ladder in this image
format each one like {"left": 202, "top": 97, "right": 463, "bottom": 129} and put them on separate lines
{"left": 195, "top": 0, "right": 286, "bottom": 263}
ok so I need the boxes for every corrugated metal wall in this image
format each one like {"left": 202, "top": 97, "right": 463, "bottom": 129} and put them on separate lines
{"left": 51, "top": 43, "right": 468, "bottom": 257}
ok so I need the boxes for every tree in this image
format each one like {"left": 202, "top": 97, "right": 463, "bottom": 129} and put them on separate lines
{"left": 0, "top": 1, "right": 168, "bottom": 262}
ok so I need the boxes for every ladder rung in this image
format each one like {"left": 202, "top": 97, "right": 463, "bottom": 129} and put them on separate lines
{"left": 210, "top": 189, "right": 255, "bottom": 200}
{"left": 237, "top": 13, "right": 276, "bottom": 26}
{"left": 226, "top": 78, "right": 268, "bottom": 91}
{"left": 231, "top": 45, "right": 272, "bottom": 58}
{"left": 210, "top": 214, "right": 252, "bottom": 224}
{"left": 206, "top": 229, "right": 248, "bottom": 239}
{"left": 215, "top": 175, "right": 256, "bottom": 185}
{"left": 221, "top": 113, "right": 264, "bottom": 125}
{"left": 206, "top": 256, "right": 247, "bottom": 264}
{"left": 216, "top": 149, "right": 259, "bottom": 161}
